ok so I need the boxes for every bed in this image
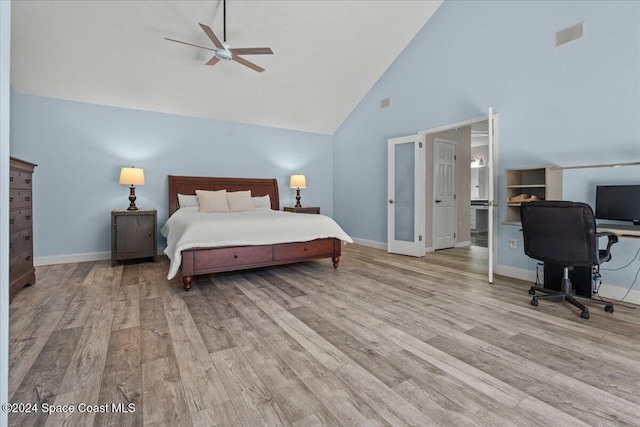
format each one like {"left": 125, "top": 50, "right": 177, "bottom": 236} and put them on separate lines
{"left": 165, "top": 175, "right": 350, "bottom": 291}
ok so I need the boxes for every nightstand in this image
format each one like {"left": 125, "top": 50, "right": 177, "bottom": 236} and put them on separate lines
{"left": 111, "top": 209, "right": 157, "bottom": 266}
{"left": 284, "top": 206, "right": 321, "bottom": 214}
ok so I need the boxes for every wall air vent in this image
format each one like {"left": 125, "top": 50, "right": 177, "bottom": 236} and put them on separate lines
{"left": 380, "top": 97, "right": 390, "bottom": 109}
{"left": 555, "top": 21, "right": 585, "bottom": 48}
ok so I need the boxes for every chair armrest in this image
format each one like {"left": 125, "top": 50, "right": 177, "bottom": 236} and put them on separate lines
{"left": 596, "top": 231, "right": 619, "bottom": 258}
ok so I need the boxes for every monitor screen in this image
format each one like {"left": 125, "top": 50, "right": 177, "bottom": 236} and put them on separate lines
{"left": 595, "top": 185, "right": 640, "bottom": 224}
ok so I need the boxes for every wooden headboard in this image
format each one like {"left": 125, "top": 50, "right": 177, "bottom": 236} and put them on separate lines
{"left": 168, "top": 175, "right": 280, "bottom": 216}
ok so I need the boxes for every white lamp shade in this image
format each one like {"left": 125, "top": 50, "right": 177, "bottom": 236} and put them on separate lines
{"left": 289, "top": 174, "right": 306, "bottom": 189}
{"left": 119, "top": 167, "right": 145, "bottom": 186}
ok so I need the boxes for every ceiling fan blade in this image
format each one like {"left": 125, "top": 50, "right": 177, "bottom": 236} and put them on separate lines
{"left": 205, "top": 56, "right": 220, "bottom": 66}
{"left": 165, "top": 37, "right": 217, "bottom": 53}
{"left": 230, "top": 47, "right": 273, "bottom": 55}
{"left": 199, "top": 23, "right": 224, "bottom": 49}
{"left": 232, "top": 55, "right": 265, "bottom": 73}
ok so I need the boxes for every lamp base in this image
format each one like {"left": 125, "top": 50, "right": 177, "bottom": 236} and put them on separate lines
{"left": 128, "top": 185, "right": 138, "bottom": 210}
{"left": 295, "top": 189, "right": 302, "bottom": 208}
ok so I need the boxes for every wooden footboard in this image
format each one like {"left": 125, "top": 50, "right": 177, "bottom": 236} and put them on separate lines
{"left": 180, "top": 238, "right": 341, "bottom": 291}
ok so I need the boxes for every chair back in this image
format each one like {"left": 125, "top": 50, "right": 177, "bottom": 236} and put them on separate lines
{"left": 520, "top": 201, "right": 598, "bottom": 267}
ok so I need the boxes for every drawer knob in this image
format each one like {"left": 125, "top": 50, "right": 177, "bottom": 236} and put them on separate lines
{"left": 25, "top": 255, "right": 31, "bottom": 262}
{"left": 26, "top": 215, "right": 31, "bottom": 220}
{"left": 25, "top": 196, "right": 31, "bottom": 202}
{"left": 25, "top": 179, "right": 31, "bottom": 184}
{"left": 25, "top": 235, "right": 31, "bottom": 241}
{"left": 234, "top": 255, "right": 238, "bottom": 259}
{"left": 9, "top": 266, "right": 13, "bottom": 273}
{"left": 9, "top": 197, "right": 13, "bottom": 203}
{"left": 9, "top": 176, "right": 13, "bottom": 182}
{"left": 10, "top": 218, "right": 14, "bottom": 224}
{"left": 304, "top": 247, "right": 308, "bottom": 251}
{"left": 148, "top": 230, "right": 152, "bottom": 236}
{"left": 9, "top": 242, "right": 12, "bottom": 249}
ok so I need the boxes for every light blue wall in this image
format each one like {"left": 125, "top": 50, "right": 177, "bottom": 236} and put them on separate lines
{"left": 333, "top": 1, "right": 640, "bottom": 288}
{"left": 10, "top": 93, "right": 332, "bottom": 258}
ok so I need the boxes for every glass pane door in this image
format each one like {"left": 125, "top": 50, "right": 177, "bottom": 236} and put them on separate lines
{"left": 387, "top": 134, "right": 425, "bottom": 257}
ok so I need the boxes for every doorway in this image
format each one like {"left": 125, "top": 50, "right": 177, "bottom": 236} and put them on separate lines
{"left": 387, "top": 110, "right": 498, "bottom": 283}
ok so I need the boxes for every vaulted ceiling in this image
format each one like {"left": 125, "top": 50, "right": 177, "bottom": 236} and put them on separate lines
{"left": 11, "top": 0, "right": 442, "bottom": 135}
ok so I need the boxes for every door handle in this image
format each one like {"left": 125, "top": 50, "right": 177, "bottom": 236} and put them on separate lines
{"left": 435, "top": 199, "right": 442, "bottom": 203}
{"left": 389, "top": 199, "right": 394, "bottom": 204}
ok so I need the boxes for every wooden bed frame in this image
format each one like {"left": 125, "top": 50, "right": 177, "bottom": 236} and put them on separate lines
{"left": 168, "top": 175, "right": 341, "bottom": 291}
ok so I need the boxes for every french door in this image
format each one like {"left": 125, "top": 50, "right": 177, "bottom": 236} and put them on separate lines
{"left": 387, "top": 134, "right": 426, "bottom": 257}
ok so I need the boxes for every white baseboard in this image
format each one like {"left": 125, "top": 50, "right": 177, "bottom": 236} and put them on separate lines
{"left": 35, "top": 247, "right": 166, "bottom": 267}
{"left": 496, "top": 264, "right": 640, "bottom": 306}
{"left": 35, "top": 251, "right": 110, "bottom": 266}
{"left": 495, "top": 264, "right": 539, "bottom": 283}
{"left": 456, "top": 241, "right": 471, "bottom": 248}
{"left": 351, "top": 237, "right": 387, "bottom": 250}
{"left": 596, "top": 283, "right": 640, "bottom": 306}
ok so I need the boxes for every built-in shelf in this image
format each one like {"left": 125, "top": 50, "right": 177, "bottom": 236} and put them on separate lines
{"left": 504, "top": 166, "right": 562, "bottom": 225}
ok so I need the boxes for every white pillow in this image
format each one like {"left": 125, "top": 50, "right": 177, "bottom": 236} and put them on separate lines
{"left": 178, "top": 206, "right": 199, "bottom": 212}
{"left": 227, "top": 190, "right": 255, "bottom": 212}
{"left": 178, "top": 193, "right": 199, "bottom": 208}
{"left": 252, "top": 195, "right": 271, "bottom": 209}
{"left": 196, "top": 189, "right": 230, "bottom": 212}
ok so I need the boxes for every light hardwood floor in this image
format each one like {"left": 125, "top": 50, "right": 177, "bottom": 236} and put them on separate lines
{"left": 8, "top": 244, "right": 640, "bottom": 426}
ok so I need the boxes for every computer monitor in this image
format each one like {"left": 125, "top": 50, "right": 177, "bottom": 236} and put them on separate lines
{"left": 595, "top": 185, "right": 640, "bottom": 225}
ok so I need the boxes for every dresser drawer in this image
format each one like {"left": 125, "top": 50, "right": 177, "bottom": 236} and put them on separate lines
{"left": 193, "top": 245, "right": 273, "bottom": 271}
{"left": 273, "top": 239, "right": 335, "bottom": 261}
{"left": 10, "top": 170, "right": 33, "bottom": 189}
{"left": 10, "top": 229, "right": 32, "bottom": 253}
{"left": 10, "top": 189, "right": 32, "bottom": 209}
{"left": 10, "top": 248, "right": 33, "bottom": 279}
{"left": 9, "top": 209, "right": 32, "bottom": 233}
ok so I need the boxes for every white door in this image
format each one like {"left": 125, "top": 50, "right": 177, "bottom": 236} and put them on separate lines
{"left": 487, "top": 107, "right": 497, "bottom": 283}
{"left": 433, "top": 138, "right": 456, "bottom": 250}
{"left": 387, "top": 134, "right": 426, "bottom": 257}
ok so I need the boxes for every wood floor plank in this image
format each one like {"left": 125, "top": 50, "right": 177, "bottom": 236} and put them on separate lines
{"left": 162, "top": 292, "right": 230, "bottom": 413}
{"left": 211, "top": 346, "right": 292, "bottom": 426}
{"left": 112, "top": 284, "right": 140, "bottom": 331}
{"left": 223, "top": 316, "right": 340, "bottom": 426}
{"left": 8, "top": 327, "right": 82, "bottom": 427}
{"left": 95, "top": 326, "right": 143, "bottom": 427}
{"left": 142, "top": 356, "right": 191, "bottom": 426}
{"left": 139, "top": 297, "right": 173, "bottom": 364}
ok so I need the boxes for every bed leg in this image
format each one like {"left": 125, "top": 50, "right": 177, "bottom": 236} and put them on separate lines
{"left": 182, "top": 276, "right": 193, "bottom": 291}
{"left": 332, "top": 256, "right": 340, "bottom": 269}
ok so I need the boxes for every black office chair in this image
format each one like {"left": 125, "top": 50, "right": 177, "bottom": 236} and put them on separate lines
{"left": 520, "top": 201, "right": 617, "bottom": 319}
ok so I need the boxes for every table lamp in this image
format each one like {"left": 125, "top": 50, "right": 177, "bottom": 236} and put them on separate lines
{"left": 289, "top": 174, "right": 306, "bottom": 207}
{"left": 119, "top": 166, "right": 145, "bottom": 210}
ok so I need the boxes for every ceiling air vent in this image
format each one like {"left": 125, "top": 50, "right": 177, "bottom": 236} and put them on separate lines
{"left": 555, "top": 21, "right": 585, "bottom": 48}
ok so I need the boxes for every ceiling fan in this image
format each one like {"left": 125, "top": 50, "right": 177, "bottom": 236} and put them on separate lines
{"left": 165, "top": 0, "right": 273, "bottom": 73}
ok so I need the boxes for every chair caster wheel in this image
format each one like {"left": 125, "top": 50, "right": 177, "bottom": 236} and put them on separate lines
{"left": 605, "top": 305, "right": 614, "bottom": 313}
{"left": 580, "top": 311, "right": 590, "bottom": 319}
{"left": 528, "top": 288, "right": 535, "bottom": 295}
{"left": 531, "top": 298, "right": 538, "bottom": 306}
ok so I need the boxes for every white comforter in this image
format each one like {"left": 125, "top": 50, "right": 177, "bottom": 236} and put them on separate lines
{"left": 161, "top": 208, "right": 353, "bottom": 279}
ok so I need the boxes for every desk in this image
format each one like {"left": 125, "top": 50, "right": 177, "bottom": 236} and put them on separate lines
{"left": 597, "top": 227, "right": 640, "bottom": 238}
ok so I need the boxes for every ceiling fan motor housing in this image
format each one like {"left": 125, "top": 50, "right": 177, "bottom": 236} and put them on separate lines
{"left": 216, "top": 46, "right": 233, "bottom": 61}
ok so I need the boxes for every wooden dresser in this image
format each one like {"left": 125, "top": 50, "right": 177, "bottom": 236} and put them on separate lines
{"left": 9, "top": 157, "right": 37, "bottom": 301}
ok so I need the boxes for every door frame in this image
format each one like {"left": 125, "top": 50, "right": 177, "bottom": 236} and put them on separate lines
{"left": 418, "top": 113, "right": 499, "bottom": 282}
{"left": 432, "top": 137, "right": 457, "bottom": 251}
